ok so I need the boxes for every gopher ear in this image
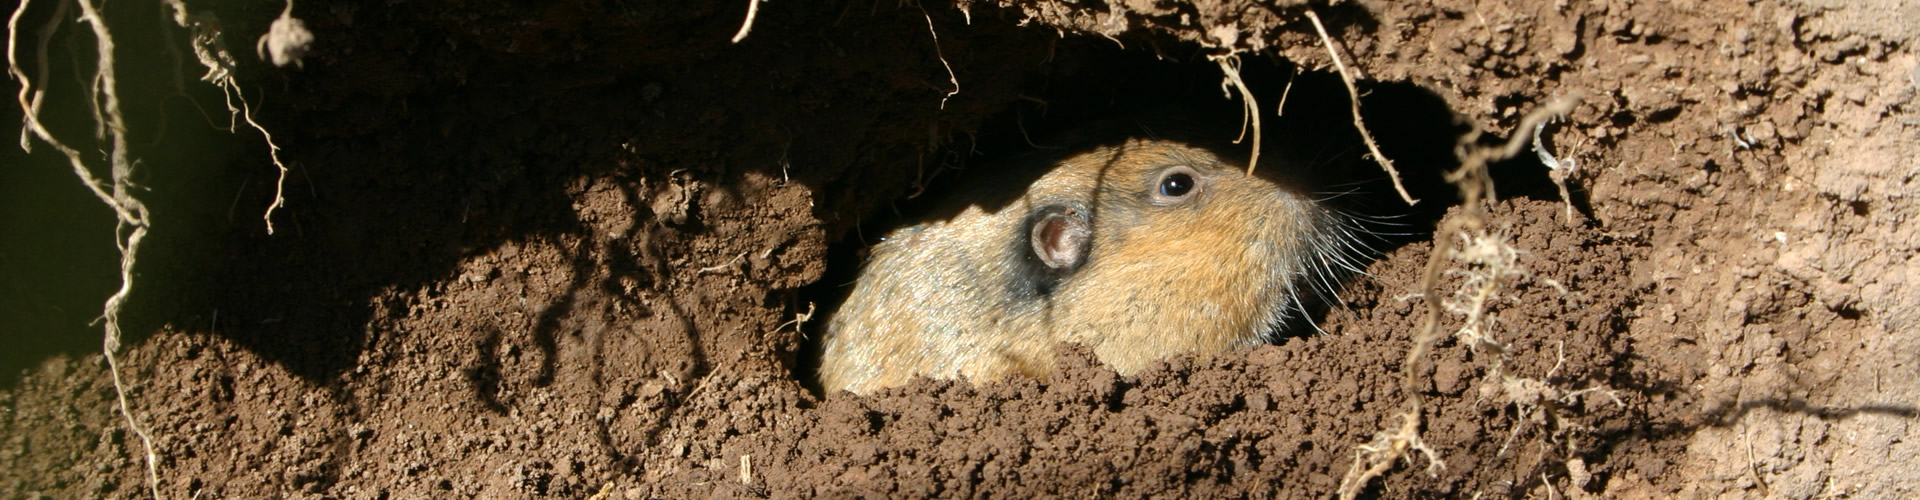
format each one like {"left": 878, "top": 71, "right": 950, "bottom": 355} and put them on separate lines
{"left": 1030, "top": 206, "right": 1091, "bottom": 273}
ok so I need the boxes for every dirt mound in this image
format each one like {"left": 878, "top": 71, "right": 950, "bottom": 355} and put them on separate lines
{"left": 3, "top": 0, "right": 1915, "bottom": 498}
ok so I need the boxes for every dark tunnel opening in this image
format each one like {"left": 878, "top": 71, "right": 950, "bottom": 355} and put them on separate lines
{"left": 787, "top": 31, "right": 1528, "bottom": 394}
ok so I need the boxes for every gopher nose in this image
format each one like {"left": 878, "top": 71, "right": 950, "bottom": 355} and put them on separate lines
{"left": 1029, "top": 204, "right": 1091, "bottom": 275}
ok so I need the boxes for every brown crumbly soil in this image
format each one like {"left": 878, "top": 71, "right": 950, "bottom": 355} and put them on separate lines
{"left": 2, "top": 0, "right": 1916, "bottom": 498}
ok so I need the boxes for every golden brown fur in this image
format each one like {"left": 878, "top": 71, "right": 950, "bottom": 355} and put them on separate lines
{"left": 819, "top": 137, "right": 1349, "bottom": 394}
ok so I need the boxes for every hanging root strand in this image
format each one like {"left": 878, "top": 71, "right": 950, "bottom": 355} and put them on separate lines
{"left": 1335, "top": 97, "right": 1580, "bottom": 500}
{"left": 1306, "top": 8, "right": 1417, "bottom": 205}
{"left": 1208, "top": 53, "right": 1262, "bottom": 176}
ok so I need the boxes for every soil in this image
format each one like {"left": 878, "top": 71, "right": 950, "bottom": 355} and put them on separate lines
{"left": 3, "top": 0, "right": 1916, "bottom": 498}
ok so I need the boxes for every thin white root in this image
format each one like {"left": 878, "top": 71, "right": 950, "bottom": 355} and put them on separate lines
{"left": 102, "top": 313, "right": 161, "bottom": 500}
{"left": 161, "top": 2, "right": 296, "bottom": 235}
{"left": 697, "top": 252, "right": 748, "bottom": 275}
{"left": 10, "top": 0, "right": 126, "bottom": 219}
{"left": 13, "top": 0, "right": 320, "bottom": 496}
{"left": 730, "top": 0, "right": 761, "bottom": 43}
{"left": 1306, "top": 9, "right": 1417, "bottom": 205}
{"left": 1276, "top": 68, "right": 1297, "bottom": 117}
{"left": 235, "top": 84, "right": 291, "bottom": 235}
{"left": 72, "top": 0, "right": 165, "bottom": 496}
{"left": 775, "top": 302, "right": 816, "bottom": 333}
{"left": 1209, "top": 54, "right": 1262, "bottom": 176}
{"left": 920, "top": 7, "right": 958, "bottom": 109}
{"left": 11, "top": 0, "right": 167, "bottom": 496}
{"left": 1338, "top": 410, "right": 1443, "bottom": 500}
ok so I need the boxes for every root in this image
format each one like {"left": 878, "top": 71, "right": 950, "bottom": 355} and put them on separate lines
{"left": 730, "top": 0, "right": 762, "bottom": 43}
{"left": 697, "top": 252, "right": 748, "bottom": 275}
{"left": 10, "top": 0, "right": 164, "bottom": 496}
{"left": 10, "top": 0, "right": 123, "bottom": 217}
{"left": 165, "top": 0, "right": 299, "bottom": 234}
{"left": 1276, "top": 67, "right": 1297, "bottom": 117}
{"left": 1014, "top": 109, "right": 1064, "bottom": 150}
{"left": 72, "top": 0, "right": 164, "bottom": 496}
{"left": 102, "top": 318, "right": 161, "bottom": 499}
{"left": 1305, "top": 9, "right": 1416, "bottom": 205}
{"left": 11, "top": 1, "right": 318, "bottom": 497}
{"left": 234, "top": 84, "right": 292, "bottom": 234}
{"left": 1487, "top": 341, "right": 1624, "bottom": 499}
{"left": 1532, "top": 119, "right": 1580, "bottom": 224}
{"left": 1338, "top": 410, "right": 1442, "bottom": 500}
{"left": 1209, "top": 53, "right": 1261, "bottom": 176}
{"left": 775, "top": 302, "right": 817, "bottom": 337}
{"left": 919, "top": 6, "right": 958, "bottom": 109}
{"left": 1335, "top": 97, "right": 1579, "bottom": 500}
{"left": 1442, "top": 229, "right": 1533, "bottom": 354}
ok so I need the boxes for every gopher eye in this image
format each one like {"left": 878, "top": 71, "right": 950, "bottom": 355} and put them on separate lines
{"left": 1161, "top": 173, "right": 1194, "bottom": 196}
{"left": 1149, "top": 166, "right": 1201, "bottom": 205}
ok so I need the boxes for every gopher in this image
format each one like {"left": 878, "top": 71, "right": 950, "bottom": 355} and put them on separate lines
{"left": 819, "top": 131, "right": 1372, "bottom": 394}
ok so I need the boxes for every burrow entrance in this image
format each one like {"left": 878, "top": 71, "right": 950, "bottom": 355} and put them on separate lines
{"left": 789, "top": 32, "right": 1566, "bottom": 392}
